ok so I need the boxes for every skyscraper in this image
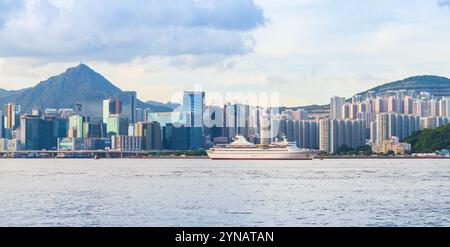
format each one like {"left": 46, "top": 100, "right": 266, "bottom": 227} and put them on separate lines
{"left": 68, "top": 115, "right": 88, "bottom": 138}
{"left": 319, "top": 118, "right": 367, "bottom": 153}
{"left": 106, "top": 114, "right": 120, "bottom": 136}
{"left": 135, "top": 108, "right": 144, "bottom": 122}
{"left": 259, "top": 108, "right": 273, "bottom": 145}
{"left": 82, "top": 93, "right": 104, "bottom": 123}
{"left": 20, "top": 114, "right": 54, "bottom": 150}
{"left": 183, "top": 91, "right": 205, "bottom": 150}
{"left": 3, "top": 103, "right": 20, "bottom": 130}
{"left": 134, "top": 121, "right": 161, "bottom": 150}
{"left": 297, "top": 120, "right": 319, "bottom": 149}
{"left": 103, "top": 97, "right": 122, "bottom": 123}
{"left": 144, "top": 121, "right": 162, "bottom": 150}
{"left": 0, "top": 111, "right": 3, "bottom": 138}
{"left": 163, "top": 123, "right": 188, "bottom": 150}
{"left": 119, "top": 91, "right": 137, "bottom": 123}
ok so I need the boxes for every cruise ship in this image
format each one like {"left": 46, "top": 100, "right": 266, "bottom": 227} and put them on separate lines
{"left": 206, "top": 136, "right": 320, "bottom": 160}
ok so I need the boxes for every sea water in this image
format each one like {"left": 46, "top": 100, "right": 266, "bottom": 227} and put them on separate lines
{"left": 0, "top": 159, "right": 449, "bottom": 227}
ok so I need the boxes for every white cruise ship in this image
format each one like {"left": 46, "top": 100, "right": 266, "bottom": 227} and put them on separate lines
{"left": 206, "top": 136, "right": 319, "bottom": 160}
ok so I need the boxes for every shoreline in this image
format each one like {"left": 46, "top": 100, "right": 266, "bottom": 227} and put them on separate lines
{"left": 0, "top": 156, "right": 449, "bottom": 160}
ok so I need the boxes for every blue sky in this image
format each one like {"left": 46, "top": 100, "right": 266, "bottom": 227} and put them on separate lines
{"left": 0, "top": 0, "right": 450, "bottom": 106}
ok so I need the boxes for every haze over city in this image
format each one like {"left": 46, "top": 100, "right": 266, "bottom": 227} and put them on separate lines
{"left": 1, "top": 0, "right": 450, "bottom": 106}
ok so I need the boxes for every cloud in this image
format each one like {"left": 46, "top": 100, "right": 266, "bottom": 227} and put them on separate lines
{"left": 0, "top": 0, "right": 265, "bottom": 63}
{"left": 266, "top": 74, "right": 289, "bottom": 85}
{"left": 439, "top": 0, "right": 450, "bottom": 7}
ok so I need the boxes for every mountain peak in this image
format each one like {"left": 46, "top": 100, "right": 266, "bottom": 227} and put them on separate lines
{"left": 0, "top": 64, "right": 174, "bottom": 113}
{"left": 64, "top": 63, "right": 96, "bottom": 75}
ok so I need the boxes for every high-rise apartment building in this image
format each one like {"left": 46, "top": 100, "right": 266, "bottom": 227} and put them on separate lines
{"left": 330, "top": 96, "right": 346, "bottom": 119}
{"left": 319, "top": 119, "right": 367, "bottom": 153}
{"left": 374, "top": 113, "right": 420, "bottom": 145}
{"left": 297, "top": 120, "right": 319, "bottom": 149}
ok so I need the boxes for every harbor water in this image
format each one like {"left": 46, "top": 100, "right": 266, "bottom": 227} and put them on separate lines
{"left": 0, "top": 159, "right": 449, "bottom": 226}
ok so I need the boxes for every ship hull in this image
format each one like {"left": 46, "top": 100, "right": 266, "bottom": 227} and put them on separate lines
{"left": 207, "top": 150, "right": 317, "bottom": 160}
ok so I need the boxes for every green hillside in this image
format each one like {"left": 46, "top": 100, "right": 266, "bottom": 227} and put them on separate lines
{"left": 404, "top": 124, "right": 450, "bottom": 153}
{"left": 359, "top": 75, "right": 450, "bottom": 97}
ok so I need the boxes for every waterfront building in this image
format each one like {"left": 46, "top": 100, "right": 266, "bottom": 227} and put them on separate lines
{"left": 83, "top": 122, "right": 106, "bottom": 138}
{"left": 106, "top": 114, "right": 119, "bottom": 136}
{"left": 319, "top": 119, "right": 330, "bottom": 152}
{"left": 3, "top": 103, "right": 20, "bottom": 130}
{"left": 319, "top": 119, "right": 367, "bottom": 153}
{"left": 143, "top": 121, "right": 162, "bottom": 150}
{"left": 135, "top": 108, "right": 144, "bottom": 122}
{"left": 0, "top": 111, "right": 3, "bottom": 138}
{"left": 0, "top": 138, "right": 21, "bottom": 151}
{"left": 278, "top": 119, "right": 296, "bottom": 142}
{"left": 297, "top": 120, "right": 320, "bottom": 149}
{"left": 81, "top": 93, "right": 104, "bottom": 122}
{"left": 134, "top": 121, "right": 162, "bottom": 150}
{"left": 20, "top": 115, "right": 41, "bottom": 150}
{"left": 83, "top": 92, "right": 136, "bottom": 123}
{"left": 57, "top": 137, "right": 110, "bottom": 151}
{"left": 111, "top": 135, "right": 142, "bottom": 151}
{"left": 183, "top": 91, "right": 205, "bottom": 150}
{"left": 203, "top": 105, "right": 225, "bottom": 147}
{"left": 20, "top": 114, "right": 55, "bottom": 150}
{"left": 147, "top": 112, "right": 182, "bottom": 128}
{"left": 119, "top": 91, "right": 137, "bottom": 123}
{"left": 259, "top": 109, "right": 272, "bottom": 145}
{"left": 370, "top": 121, "right": 377, "bottom": 145}
{"left": 128, "top": 124, "right": 135, "bottom": 137}
{"left": 106, "top": 114, "right": 129, "bottom": 136}
{"left": 163, "top": 123, "right": 188, "bottom": 150}
{"left": 68, "top": 115, "right": 88, "bottom": 138}
{"left": 103, "top": 97, "right": 122, "bottom": 124}
{"left": 372, "top": 136, "right": 411, "bottom": 155}
{"left": 58, "top": 137, "right": 87, "bottom": 151}
{"left": 68, "top": 127, "right": 77, "bottom": 138}
{"left": 374, "top": 113, "right": 420, "bottom": 144}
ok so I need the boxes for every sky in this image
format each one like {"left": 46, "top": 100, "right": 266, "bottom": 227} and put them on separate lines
{"left": 1, "top": 0, "right": 450, "bottom": 106}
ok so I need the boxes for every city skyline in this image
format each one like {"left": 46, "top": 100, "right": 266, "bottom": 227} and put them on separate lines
{"left": 2, "top": 84, "right": 450, "bottom": 154}
{"left": 1, "top": 0, "right": 450, "bottom": 106}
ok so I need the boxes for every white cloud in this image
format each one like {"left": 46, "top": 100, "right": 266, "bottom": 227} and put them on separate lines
{"left": 265, "top": 74, "right": 288, "bottom": 85}
{"left": 0, "top": 0, "right": 265, "bottom": 63}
